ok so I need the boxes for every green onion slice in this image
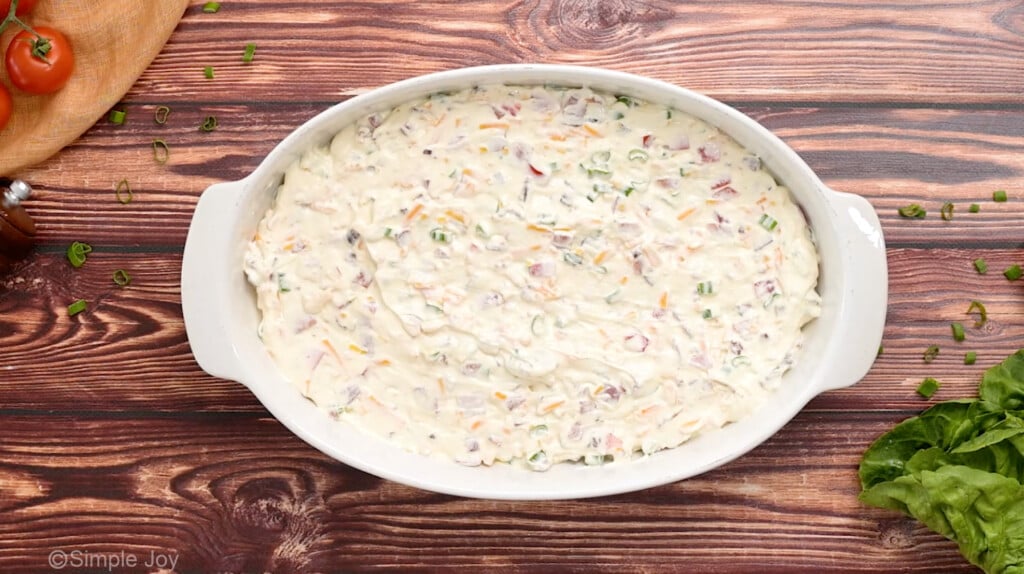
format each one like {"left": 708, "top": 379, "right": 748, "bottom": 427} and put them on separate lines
{"left": 759, "top": 213, "right": 778, "bottom": 231}
{"left": 1004, "top": 264, "right": 1022, "bottom": 281}
{"left": 242, "top": 42, "right": 257, "bottom": 63}
{"left": 200, "top": 116, "right": 218, "bottom": 132}
{"left": 203, "top": 66, "right": 215, "bottom": 79}
{"left": 66, "top": 241, "right": 92, "bottom": 268}
{"left": 154, "top": 106, "right": 171, "bottom": 125}
{"left": 696, "top": 281, "right": 713, "bottom": 295}
{"left": 994, "top": 189, "right": 1008, "bottom": 202}
{"left": 108, "top": 109, "right": 126, "bottom": 125}
{"left": 917, "top": 377, "right": 940, "bottom": 399}
{"left": 966, "top": 300, "right": 987, "bottom": 327}
{"left": 951, "top": 322, "right": 966, "bottom": 342}
{"left": 152, "top": 139, "right": 170, "bottom": 164}
{"left": 897, "top": 204, "right": 926, "bottom": 218}
{"left": 974, "top": 258, "right": 988, "bottom": 274}
{"left": 67, "top": 299, "right": 87, "bottom": 316}
{"left": 627, "top": 149, "right": 649, "bottom": 162}
{"left": 923, "top": 345, "right": 940, "bottom": 363}
{"left": 112, "top": 269, "right": 131, "bottom": 287}
{"left": 969, "top": 203, "right": 980, "bottom": 213}
{"left": 115, "top": 178, "right": 132, "bottom": 204}
{"left": 965, "top": 351, "right": 977, "bottom": 365}
{"left": 429, "top": 228, "right": 451, "bottom": 243}
{"left": 940, "top": 202, "right": 954, "bottom": 221}
{"left": 202, "top": 1, "right": 221, "bottom": 12}
{"left": 702, "top": 309, "right": 712, "bottom": 319}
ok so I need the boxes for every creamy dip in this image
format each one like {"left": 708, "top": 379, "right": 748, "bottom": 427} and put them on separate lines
{"left": 243, "top": 84, "right": 821, "bottom": 471}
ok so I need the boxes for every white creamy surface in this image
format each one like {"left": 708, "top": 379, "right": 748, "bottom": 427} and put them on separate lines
{"left": 243, "top": 84, "right": 821, "bottom": 471}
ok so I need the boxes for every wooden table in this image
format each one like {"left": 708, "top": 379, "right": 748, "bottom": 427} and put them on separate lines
{"left": 2, "top": 1, "right": 1021, "bottom": 572}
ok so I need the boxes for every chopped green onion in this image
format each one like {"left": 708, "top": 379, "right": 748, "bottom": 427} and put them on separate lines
{"left": 969, "top": 203, "right": 980, "bottom": 213}
{"left": 702, "top": 309, "right": 712, "bottom": 319}
{"left": 974, "top": 258, "right": 988, "bottom": 274}
{"left": 877, "top": 345, "right": 884, "bottom": 357}
{"left": 527, "top": 450, "right": 549, "bottom": 469}
{"left": 758, "top": 214, "right": 779, "bottom": 231}
{"left": 898, "top": 204, "right": 926, "bottom": 218}
{"left": 1004, "top": 264, "right": 1022, "bottom": 281}
{"left": 696, "top": 281, "right": 713, "bottom": 295}
{"left": 242, "top": 42, "right": 256, "bottom": 63}
{"left": 429, "top": 228, "right": 451, "bottom": 243}
{"left": 203, "top": 66, "right": 215, "bottom": 79}
{"left": 604, "top": 289, "right": 620, "bottom": 304}
{"left": 622, "top": 186, "right": 635, "bottom": 197}
{"left": 66, "top": 241, "right": 92, "bottom": 268}
{"left": 108, "top": 109, "right": 126, "bottom": 125}
{"left": 993, "top": 189, "right": 1008, "bottom": 202}
{"left": 563, "top": 252, "right": 582, "bottom": 266}
{"left": 199, "top": 115, "right": 218, "bottom": 132}
{"left": 940, "top": 202, "right": 954, "bottom": 221}
{"left": 731, "top": 355, "right": 751, "bottom": 367}
{"left": 917, "top": 377, "right": 941, "bottom": 399}
{"left": 591, "top": 151, "right": 611, "bottom": 164}
{"left": 965, "top": 351, "right": 977, "bottom": 365}
{"left": 152, "top": 139, "right": 170, "bottom": 164}
{"left": 277, "top": 273, "right": 290, "bottom": 292}
{"left": 115, "top": 178, "right": 132, "bottom": 204}
{"left": 112, "top": 269, "right": 131, "bottom": 287}
{"left": 666, "top": 109, "right": 673, "bottom": 120}
{"left": 154, "top": 105, "right": 171, "bottom": 125}
{"left": 585, "top": 166, "right": 611, "bottom": 178}
{"left": 202, "top": 1, "right": 221, "bottom": 12}
{"left": 529, "top": 424, "right": 548, "bottom": 437}
{"left": 923, "top": 345, "right": 940, "bottom": 363}
{"left": 966, "top": 300, "right": 988, "bottom": 327}
{"left": 383, "top": 227, "right": 393, "bottom": 238}
{"left": 627, "top": 149, "right": 649, "bottom": 162}
{"left": 679, "top": 167, "right": 686, "bottom": 177}
{"left": 67, "top": 299, "right": 87, "bottom": 317}
{"left": 614, "top": 95, "right": 637, "bottom": 108}
{"left": 951, "top": 322, "right": 965, "bottom": 342}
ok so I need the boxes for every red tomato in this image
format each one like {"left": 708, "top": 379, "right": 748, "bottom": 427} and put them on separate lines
{"left": 0, "top": 0, "right": 38, "bottom": 17}
{"left": 5, "top": 26, "right": 74, "bottom": 95}
{"left": 0, "top": 84, "right": 11, "bottom": 131}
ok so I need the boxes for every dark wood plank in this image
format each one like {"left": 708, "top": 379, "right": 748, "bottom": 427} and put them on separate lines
{"left": 2, "top": 249, "right": 1021, "bottom": 413}
{"left": 125, "top": 0, "right": 1024, "bottom": 106}
{"left": 9, "top": 105, "right": 1024, "bottom": 246}
{"left": 0, "top": 412, "right": 980, "bottom": 573}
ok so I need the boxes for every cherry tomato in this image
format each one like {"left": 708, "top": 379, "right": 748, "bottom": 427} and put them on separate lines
{"left": 0, "top": 0, "right": 38, "bottom": 17}
{"left": 0, "top": 85, "right": 11, "bottom": 131}
{"left": 5, "top": 26, "right": 74, "bottom": 95}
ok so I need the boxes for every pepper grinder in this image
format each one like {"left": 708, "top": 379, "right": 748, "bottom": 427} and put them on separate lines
{"left": 0, "top": 178, "right": 36, "bottom": 273}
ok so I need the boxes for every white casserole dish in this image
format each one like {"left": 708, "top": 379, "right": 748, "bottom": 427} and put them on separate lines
{"left": 181, "top": 64, "right": 887, "bottom": 500}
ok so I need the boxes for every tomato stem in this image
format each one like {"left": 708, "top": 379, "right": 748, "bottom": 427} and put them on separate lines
{"left": 0, "top": 0, "right": 35, "bottom": 36}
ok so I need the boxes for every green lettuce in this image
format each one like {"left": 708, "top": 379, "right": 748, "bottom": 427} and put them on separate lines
{"left": 859, "top": 350, "right": 1024, "bottom": 573}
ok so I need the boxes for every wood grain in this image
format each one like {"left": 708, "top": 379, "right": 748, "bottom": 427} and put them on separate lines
{"left": 0, "top": 412, "right": 981, "bottom": 573}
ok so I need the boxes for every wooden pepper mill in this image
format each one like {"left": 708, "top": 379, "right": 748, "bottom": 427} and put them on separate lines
{"left": 0, "top": 178, "right": 36, "bottom": 273}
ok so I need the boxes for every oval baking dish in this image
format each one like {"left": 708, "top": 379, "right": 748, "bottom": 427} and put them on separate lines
{"left": 181, "top": 64, "right": 887, "bottom": 500}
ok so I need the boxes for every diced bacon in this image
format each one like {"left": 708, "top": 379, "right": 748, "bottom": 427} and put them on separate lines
{"left": 712, "top": 186, "right": 739, "bottom": 200}
{"left": 711, "top": 176, "right": 731, "bottom": 190}
{"left": 642, "top": 134, "right": 654, "bottom": 148}
{"left": 528, "top": 261, "right": 556, "bottom": 277}
{"left": 699, "top": 142, "right": 721, "bottom": 162}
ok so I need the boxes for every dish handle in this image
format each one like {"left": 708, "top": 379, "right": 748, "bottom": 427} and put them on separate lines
{"left": 813, "top": 188, "right": 888, "bottom": 394}
{"left": 181, "top": 179, "right": 248, "bottom": 382}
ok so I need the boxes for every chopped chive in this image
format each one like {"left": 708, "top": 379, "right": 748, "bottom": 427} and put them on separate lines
{"left": 200, "top": 115, "right": 218, "bottom": 132}
{"left": 940, "top": 202, "right": 954, "bottom": 221}
{"left": 964, "top": 351, "right": 977, "bottom": 365}
{"left": 66, "top": 241, "right": 92, "bottom": 268}
{"left": 112, "top": 269, "right": 131, "bottom": 287}
{"left": 702, "top": 309, "right": 712, "bottom": 319}
{"left": 627, "top": 149, "right": 649, "bottom": 162}
{"left": 67, "top": 299, "right": 87, "bottom": 317}
{"left": 154, "top": 105, "right": 171, "bottom": 125}
{"left": 429, "top": 228, "right": 451, "bottom": 243}
{"left": 917, "top": 377, "right": 941, "bottom": 399}
{"left": 622, "top": 186, "right": 635, "bottom": 197}
{"left": 1004, "top": 264, "right": 1022, "bottom": 281}
{"left": 115, "top": 178, "right": 132, "bottom": 204}
{"left": 563, "top": 252, "right": 582, "bottom": 266}
{"left": 202, "top": 2, "right": 221, "bottom": 13}
{"left": 969, "top": 203, "right": 980, "bottom": 213}
{"left": 108, "top": 109, "right": 126, "bottom": 125}
{"left": 666, "top": 109, "right": 673, "bottom": 119}
{"left": 966, "top": 300, "right": 988, "bottom": 327}
{"left": 242, "top": 43, "right": 257, "bottom": 63}
{"left": 951, "top": 322, "right": 966, "bottom": 342}
{"left": 384, "top": 227, "right": 393, "bottom": 238}
{"left": 152, "top": 139, "right": 170, "bottom": 164}
{"left": 993, "top": 189, "right": 1008, "bottom": 202}
{"left": 203, "top": 66, "right": 215, "bottom": 79}
{"left": 696, "top": 281, "right": 713, "bottom": 295}
{"left": 974, "top": 258, "right": 988, "bottom": 274}
{"left": 758, "top": 213, "right": 779, "bottom": 231}
{"left": 614, "top": 95, "right": 637, "bottom": 108}
{"left": 897, "top": 204, "right": 926, "bottom": 218}
{"left": 923, "top": 345, "right": 940, "bottom": 363}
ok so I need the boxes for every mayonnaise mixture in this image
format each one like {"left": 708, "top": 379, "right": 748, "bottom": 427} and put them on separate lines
{"left": 243, "top": 84, "right": 821, "bottom": 470}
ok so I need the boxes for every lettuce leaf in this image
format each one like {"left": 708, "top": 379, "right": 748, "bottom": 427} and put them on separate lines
{"left": 858, "top": 349, "right": 1024, "bottom": 573}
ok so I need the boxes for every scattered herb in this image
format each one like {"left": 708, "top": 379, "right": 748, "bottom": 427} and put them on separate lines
{"left": 429, "top": 228, "right": 451, "bottom": 243}
{"left": 67, "top": 299, "right": 87, "bottom": 317}
{"left": 200, "top": 115, "right": 218, "bottom": 132}
{"left": 154, "top": 105, "right": 171, "bottom": 125}
{"left": 203, "top": 66, "right": 215, "bottom": 79}
{"left": 115, "top": 178, "right": 132, "bottom": 204}
{"left": 758, "top": 214, "right": 779, "bottom": 231}
{"left": 966, "top": 300, "right": 988, "bottom": 327}
{"left": 627, "top": 149, "right": 648, "bottom": 162}
{"left": 923, "top": 345, "right": 940, "bottom": 363}
{"left": 112, "top": 269, "right": 131, "bottom": 287}
{"left": 108, "top": 109, "right": 126, "bottom": 125}
{"left": 696, "top": 281, "right": 713, "bottom": 296}
{"left": 66, "top": 241, "right": 92, "bottom": 268}
{"left": 1004, "top": 264, "right": 1022, "bottom": 281}
{"left": 898, "top": 204, "right": 926, "bottom": 218}
{"left": 152, "top": 139, "right": 169, "bottom": 164}
{"left": 964, "top": 351, "right": 977, "bottom": 365}
{"left": 940, "top": 202, "right": 954, "bottom": 221}
{"left": 969, "top": 203, "right": 980, "bottom": 213}
{"left": 877, "top": 345, "right": 884, "bottom": 357}
{"left": 702, "top": 309, "right": 712, "bottom": 319}
{"left": 242, "top": 42, "right": 256, "bottom": 63}
{"left": 974, "top": 258, "right": 988, "bottom": 274}
{"left": 916, "top": 377, "right": 941, "bottom": 398}
{"left": 622, "top": 186, "right": 635, "bottom": 197}
{"left": 202, "top": 1, "right": 221, "bottom": 12}
{"left": 993, "top": 189, "right": 1008, "bottom": 202}
{"left": 951, "top": 322, "right": 966, "bottom": 342}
